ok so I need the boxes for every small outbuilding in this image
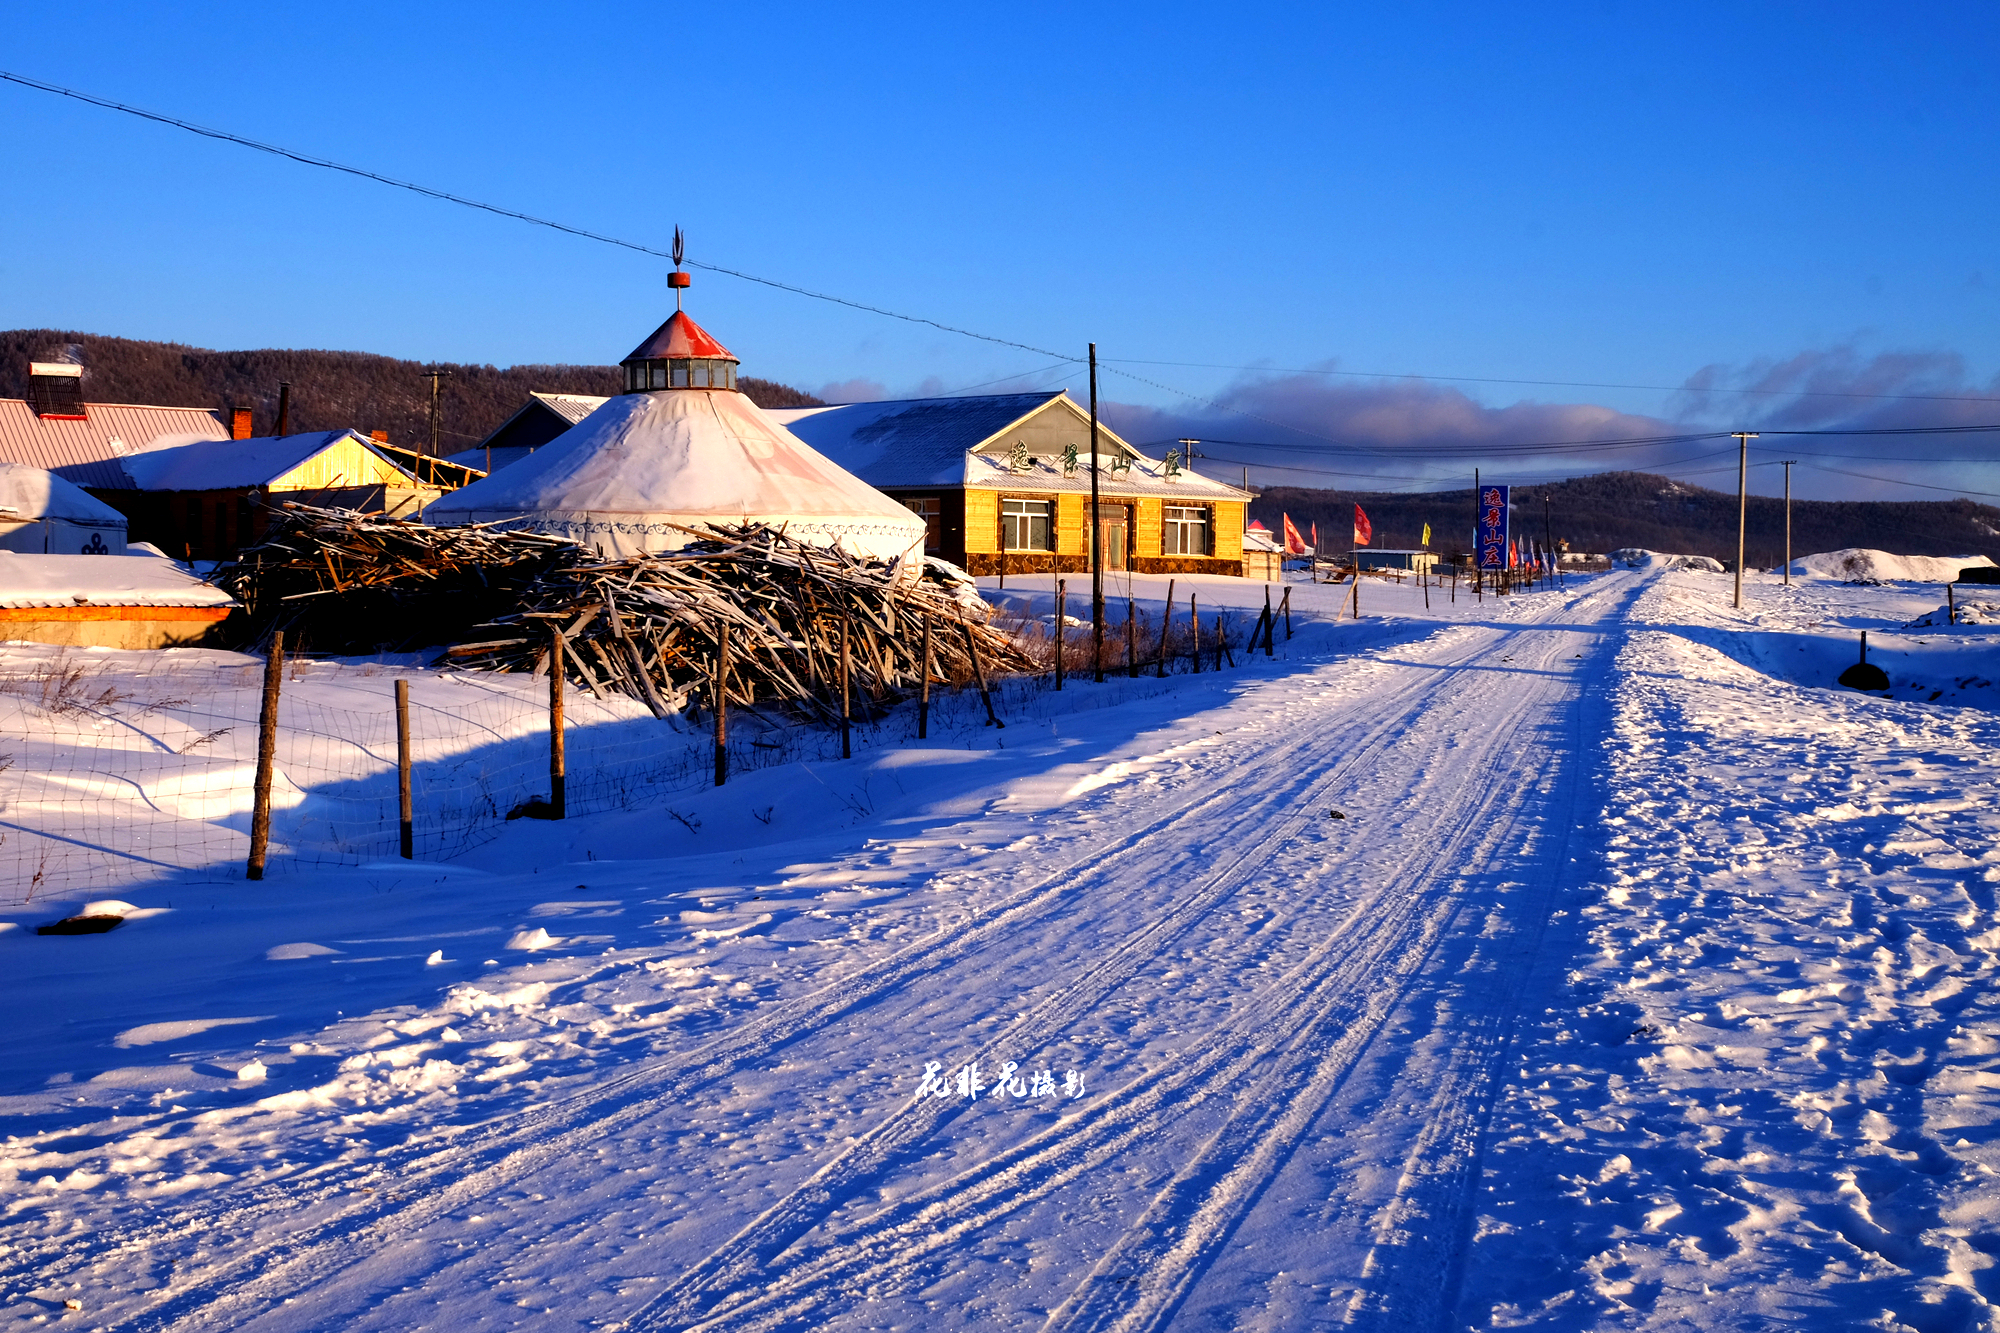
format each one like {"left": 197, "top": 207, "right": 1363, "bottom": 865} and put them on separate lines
{"left": 0, "top": 552, "right": 235, "bottom": 649}
{"left": 1241, "top": 524, "right": 1285, "bottom": 582}
{"left": 0, "top": 464, "right": 129, "bottom": 554}
{"left": 94, "top": 430, "right": 454, "bottom": 560}
{"left": 1355, "top": 549, "right": 1439, "bottom": 574}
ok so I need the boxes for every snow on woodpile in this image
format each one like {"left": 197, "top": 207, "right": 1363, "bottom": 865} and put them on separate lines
{"left": 1789, "top": 548, "right": 1996, "bottom": 583}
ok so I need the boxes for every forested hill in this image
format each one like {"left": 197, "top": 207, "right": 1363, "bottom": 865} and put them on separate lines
{"left": 1248, "top": 471, "right": 2000, "bottom": 567}
{"left": 0, "top": 329, "right": 823, "bottom": 453}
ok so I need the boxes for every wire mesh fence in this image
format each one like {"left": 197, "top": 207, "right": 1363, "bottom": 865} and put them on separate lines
{"left": 0, "top": 610, "right": 1263, "bottom": 905}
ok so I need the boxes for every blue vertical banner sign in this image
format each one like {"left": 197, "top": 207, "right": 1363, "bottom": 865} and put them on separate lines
{"left": 1477, "top": 485, "right": 1510, "bottom": 569}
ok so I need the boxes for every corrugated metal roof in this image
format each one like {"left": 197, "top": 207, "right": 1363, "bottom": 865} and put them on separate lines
{"left": 533, "top": 391, "right": 609, "bottom": 424}
{"left": 0, "top": 553, "right": 236, "bottom": 609}
{"left": 0, "top": 399, "right": 231, "bottom": 490}
{"left": 622, "top": 311, "right": 736, "bottom": 363}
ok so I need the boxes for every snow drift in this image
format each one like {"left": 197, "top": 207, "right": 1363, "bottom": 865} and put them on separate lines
{"left": 1789, "top": 548, "right": 1995, "bottom": 583}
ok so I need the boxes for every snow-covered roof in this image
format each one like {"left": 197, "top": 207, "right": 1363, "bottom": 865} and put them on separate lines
{"left": 1243, "top": 528, "right": 1284, "bottom": 553}
{"left": 0, "top": 464, "right": 128, "bottom": 525}
{"left": 0, "top": 553, "right": 236, "bottom": 609}
{"left": 773, "top": 391, "right": 1250, "bottom": 501}
{"left": 425, "top": 389, "right": 926, "bottom": 562}
{"left": 771, "top": 393, "right": 1074, "bottom": 488}
{"left": 0, "top": 399, "right": 232, "bottom": 490}
{"left": 114, "top": 431, "right": 409, "bottom": 491}
{"left": 530, "top": 391, "right": 611, "bottom": 425}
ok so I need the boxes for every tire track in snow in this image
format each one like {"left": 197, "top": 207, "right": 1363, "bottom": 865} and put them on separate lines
{"left": 613, "top": 623, "right": 1528, "bottom": 1332}
{"left": 1050, "top": 586, "right": 1631, "bottom": 1333}
{"left": 1338, "top": 627, "right": 1619, "bottom": 1331}
{"left": 632, "top": 586, "right": 1633, "bottom": 1332}
{"left": 113, "top": 617, "right": 1493, "bottom": 1333}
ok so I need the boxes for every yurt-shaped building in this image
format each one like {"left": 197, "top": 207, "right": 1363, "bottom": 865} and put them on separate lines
{"left": 425, "top": 287, "right": 926, "bottom": 563}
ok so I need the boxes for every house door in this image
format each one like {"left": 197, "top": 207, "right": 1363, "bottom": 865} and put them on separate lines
{"left": 1093, "top": 504, "right": 1129, "bottom": 571}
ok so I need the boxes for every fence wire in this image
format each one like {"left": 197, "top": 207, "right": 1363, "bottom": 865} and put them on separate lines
{"left": 0, "top": 614, "right": 1256, "bottom": 905}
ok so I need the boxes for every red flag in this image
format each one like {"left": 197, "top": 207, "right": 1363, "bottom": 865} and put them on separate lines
{"left": 1281, "top": 513, "right": 1309, "bottom": 556}
{"left": 1310, "top": 521, "right": 1319, "bottom": 551}
{"left": 1509, "top": 538, "right": 1519, "bottom": 567}
{"left": 1352, "top": 504, "right": 1373, "bottom": 547}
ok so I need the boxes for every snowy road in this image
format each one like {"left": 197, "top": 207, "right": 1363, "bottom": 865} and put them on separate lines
{"left": 8, "top": 562, "right": 1996, "bottom": 1332}
{"left": 100, "top": 571, "right": 1629, "bottom": 1333}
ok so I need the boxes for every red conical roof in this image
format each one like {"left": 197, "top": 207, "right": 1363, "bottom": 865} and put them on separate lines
{"left": 621, "top": 310, "right": 737, "bottom": 364}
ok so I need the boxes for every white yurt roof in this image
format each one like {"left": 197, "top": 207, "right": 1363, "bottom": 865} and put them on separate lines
{"left": 0, "top": 463, "right": 127, "bottom": 525}
{"left": 0, "top": 463, "right": 129, "bottom": 555}
{"left": 425, "top": 309, "right": 925, "bottom": 564}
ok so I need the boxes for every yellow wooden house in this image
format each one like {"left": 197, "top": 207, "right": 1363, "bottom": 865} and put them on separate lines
{"left": 91, "top": 429, "right": 477, "bottom": 561}
{"left": 772, "top": 391, "right": 1252, "bottom": 577}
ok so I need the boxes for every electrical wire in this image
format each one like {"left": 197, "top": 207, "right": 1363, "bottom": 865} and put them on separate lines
{"left": 9, "top": 66, "right": 2000, "bottom": 484}
{"left": 1099, "top": 357, "right": 2000, "bottom": 407}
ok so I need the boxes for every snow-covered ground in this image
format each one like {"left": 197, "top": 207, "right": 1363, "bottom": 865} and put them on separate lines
{"left": 1, "top": 558, "right": 1995, "bottom": 1332}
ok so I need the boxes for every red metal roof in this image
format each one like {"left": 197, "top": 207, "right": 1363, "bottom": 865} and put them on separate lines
{"left": 621, "top": 311, "right": 738, "bottom": 364}
{"left": 0, "top": 400, "right": 232, "bottom": 490}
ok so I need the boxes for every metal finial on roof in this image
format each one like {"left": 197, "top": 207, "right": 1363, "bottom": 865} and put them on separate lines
{"left": 669, "top": 226, "right": 691, "bottom": 310}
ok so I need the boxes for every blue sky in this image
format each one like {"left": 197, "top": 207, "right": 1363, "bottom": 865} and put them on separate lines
{"left": 4, "top": 2, "right": 1997, "bottom": 500}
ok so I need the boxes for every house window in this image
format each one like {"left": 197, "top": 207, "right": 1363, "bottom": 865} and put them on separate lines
{"left": 1001, "top": 496, "right": 1051, "bottom": 551}
{"left": 903, "top": 496, "right": 942, "bottom": 551}
{"left": 1163, "top": 505, "right": 1210, "bottom": 555}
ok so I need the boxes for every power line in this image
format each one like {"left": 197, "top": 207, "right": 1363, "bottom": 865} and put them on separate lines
{"left": 0, "top": 69, "right": 1077, "bottom": 366}
{"left": 1801, "top": 462, "right": 2000, "bottom": 500}
{"left": 1099, "top": 357, "right": 2000, "bottom": 407}
{"left": 9, "top": 66, "right": 2000, "bottom": 476}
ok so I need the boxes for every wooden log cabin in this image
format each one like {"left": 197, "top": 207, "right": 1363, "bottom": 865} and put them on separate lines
{"left": 772, "top": 391, "right": 1252, "bottom": 577}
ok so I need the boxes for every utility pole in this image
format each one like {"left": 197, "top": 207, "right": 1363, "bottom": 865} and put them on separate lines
{"left": 1780, "top": 460, "right": 1797, "bottom": 586}
{"left": 1731, "top": 432, "right": 1758, "bottom": 609}
{"left": 422, "top": 368, "right": 453, "bottom": 458}
{"left": 1089, "top": 343, "right": 1104, "bottom": 683}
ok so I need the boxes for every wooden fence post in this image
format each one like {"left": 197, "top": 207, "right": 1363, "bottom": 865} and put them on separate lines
{"left": 246, "top": 630, "right": 284, "bottom": 880}
{"left": 395, "top": 678, "right": 413, "bottom": 860}
{"left": 840, "top": 619, "right": 852, "bottom": 759}
{"left": 549, "top": 623, "right": 566, "bottom": 819}
{"left": 1189, "top": 594, "right": 1201, "bottom": 672}
{"left": 1055, "top": 579, "right": 1066, "bottom": 691}
{"left": 714, "top": 620, "right": 730, "bottom": 787}
{"left": 962, "top": 620, "right": 1003, "bottom": 727}
{"left": 1157, "top": 579, "right": 1175, "bottom": 678}
{"left": 1216, "top": 613, "right": 1228, "bottom": 670}
{"left": 919, "top": 616, "right": 933, "bottom": 739}
{"left": 1280, "top": 586, "right": 1292, "bottom": 639}
{"left": 1948, "top": 582, "right": 1955, "bottom": 625}
{"left": 1127, "top": 596, "right": 1137, "bottom": 678}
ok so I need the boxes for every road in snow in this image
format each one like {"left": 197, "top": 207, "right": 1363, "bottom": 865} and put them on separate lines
{"left": 2, "top": 562, "right": 1995, "bottom": 1332}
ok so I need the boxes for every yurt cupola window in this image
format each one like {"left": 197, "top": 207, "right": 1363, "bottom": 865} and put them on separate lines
{"left": 619, "top": 228, "right": 742, "bottom": 394}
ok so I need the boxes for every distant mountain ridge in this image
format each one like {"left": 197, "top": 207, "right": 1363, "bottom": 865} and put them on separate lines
{"left": 0, "top": 329, "right": 823, "bottom": 454}
{"left": 1249, "top": 471, "right": 2000, "bottom": 567}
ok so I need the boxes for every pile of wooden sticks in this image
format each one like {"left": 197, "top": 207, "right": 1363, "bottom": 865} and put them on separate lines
{"left": 448, "top": 522, "right": 1035, "bottom": 723}
{"left": 217, "top": 503, "right": 1029, "bottom": 721}
{"left": 214, "top": 501, "right": 581, "bottom": 653}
